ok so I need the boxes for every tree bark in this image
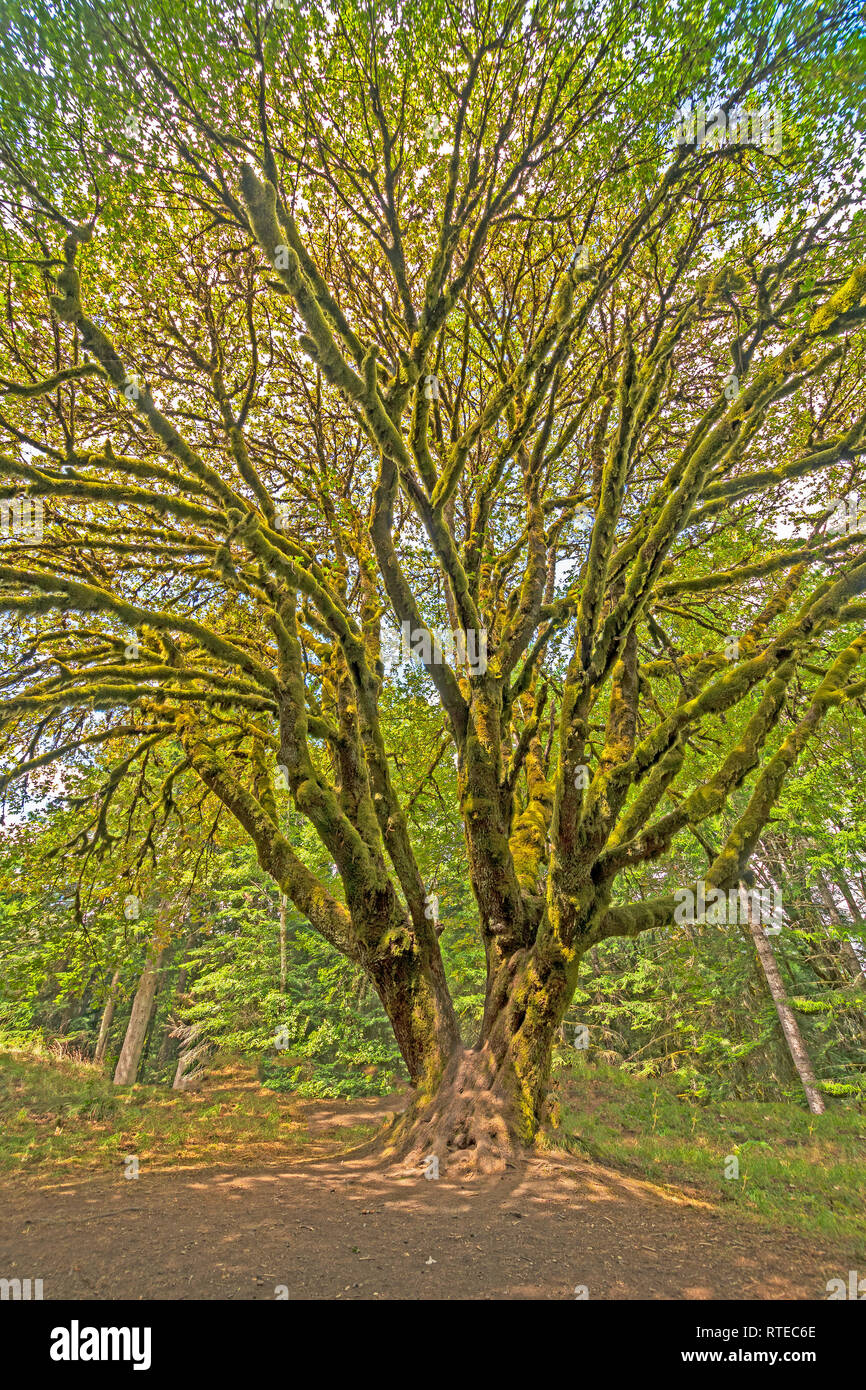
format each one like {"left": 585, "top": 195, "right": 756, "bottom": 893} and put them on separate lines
{"left": 740, "top": 883, "right": 825, "bottom": 1115}
{"left": 113, "top": 942, "right": 167, "bottom": 1086}
{"left": 93, "top": 969, "right": 120, "bottom": 1064}
{"left": 279, "top": 893, "right": 287, "bottom": 994}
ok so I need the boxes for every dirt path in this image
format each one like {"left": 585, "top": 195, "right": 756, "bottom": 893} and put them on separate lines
{"left": 0, "top": 1097, "right": 855, "bottom": 1300}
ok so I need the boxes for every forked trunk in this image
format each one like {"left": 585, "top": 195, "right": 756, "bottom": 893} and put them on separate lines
{"left": 383, "top": 998, "right": 564, "bottom": 1173}
{"left": 375, "top": 940, "right": 572, "bottom": 1173}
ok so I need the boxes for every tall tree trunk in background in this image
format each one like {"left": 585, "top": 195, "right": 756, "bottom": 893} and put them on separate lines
{"left": 140, "top": 994, "right": 159, "bottom": 1067}
{"left": 113, "top": 942, "right": 167, "bottom": 1086}
{"left": 141, "top": 940, "right": 177, "bottom": 1066}
{"left": 740, "top": 884, "right": 825, "bottom": 1116}
{"left": 833, "top": 878, "right": 866, "bottom": 979}
{"left": 279, "top": 893, "right": 287, "bottom": 994}
{"left": 834, "top": 873, "right": 863, "bottom": 922}
{"left": 815, "top": 871, "right": 866, "bottom": 986}
{"left": 157, "top": 967, "right": 187, "bottom": 1065}
{"left": 93, "top": 970, "right": 120, "bottom": 1064}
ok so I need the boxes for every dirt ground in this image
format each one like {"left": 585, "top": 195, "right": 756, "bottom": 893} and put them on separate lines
{"left": 0, "top": 1097, "right": 856, "bottom": 1300}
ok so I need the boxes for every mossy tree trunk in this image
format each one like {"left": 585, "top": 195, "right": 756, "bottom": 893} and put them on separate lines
{"left": 278, "top": 894, "right": 287, "bottom": 994}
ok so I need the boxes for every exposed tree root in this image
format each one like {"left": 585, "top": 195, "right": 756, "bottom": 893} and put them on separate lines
{"left": 379, "top": 1046, "right": 529, "bottom": 1176}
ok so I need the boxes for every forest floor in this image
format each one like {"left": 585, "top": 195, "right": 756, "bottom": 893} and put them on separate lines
{"left": 1, "top": 1046, "right": 864, "bottom": 1300}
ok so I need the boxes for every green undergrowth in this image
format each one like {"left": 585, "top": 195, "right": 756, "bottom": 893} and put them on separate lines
{"left": 554, "top": 1058, "right": 866, "bottom": 1256}
{"left": 0, "top": 1040, "right": 378, "bottom": 1179}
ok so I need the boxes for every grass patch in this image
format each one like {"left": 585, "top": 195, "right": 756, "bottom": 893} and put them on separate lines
{"left": 0, "top": 1041, "right": 378, "bottom": 1179}
{"left": 554, "top": 1058, "right": 866, "bottom": 1256}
